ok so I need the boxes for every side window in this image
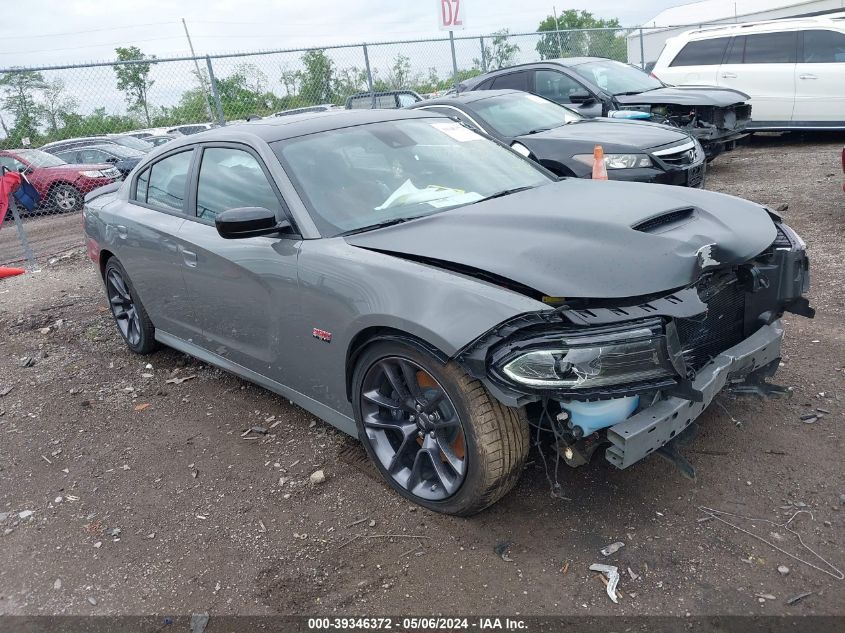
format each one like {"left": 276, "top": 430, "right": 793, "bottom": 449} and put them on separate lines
{"left": 54, "top": 150, "right": 78, "bottom": 163}
{"left": 670, "top": 37, "right": 730, "bottom": 66}
{"left": 421, "top": 106, "right": 479, "bottom": 129}
{"left": 724, "top": 36, "right": 745, "bottom": 64}
{"left": 802, "top": 30, "right": 845, "bottom": 63}
{"left": 135, "top": 168, "right": 150, "bottom": 202}
{"left": 743, "top": 32, "right": 797, "bottom": 64}
{"left": 195, "top": 147, "right": 281, "bottom": 221}
{"left": 490, "top": 71, "right": 529, "bottom": 91}
{"left": 534, "top": 69, "right": 586, "bottom": 103}
{"left": 397, "top": 93, "right": 418, "bottom": 107}
{"left": 142, "top": 150, "right": 193, "bottom": 212}
{"left": 78, "top": 149, "right": 107, "bottom": 164}
{"left": 0, "top": 155, "right": 23, "bottom": 171}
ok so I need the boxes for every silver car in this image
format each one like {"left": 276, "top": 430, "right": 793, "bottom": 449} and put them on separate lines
{"left": 83, "top": 109, "right": 813, "bottom": 515}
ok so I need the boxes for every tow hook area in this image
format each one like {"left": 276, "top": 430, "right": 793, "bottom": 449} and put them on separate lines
{"left": 726, "top": 358, "right": 793, "bottom": 399}
{"left": 654, "top": 423, "right": 699, "bottom": 481}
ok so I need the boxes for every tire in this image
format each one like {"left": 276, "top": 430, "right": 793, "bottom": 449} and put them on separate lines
{"left": 352, "top": 340, "right": 529, "bottom": 516}
{"left": 103, "top": 258, "right": 158, "bottom": 354}
{"left": 50, "top": 183, "right": 83, "bottom": 213}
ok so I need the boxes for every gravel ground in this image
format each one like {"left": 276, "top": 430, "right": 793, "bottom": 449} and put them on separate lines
{"left": 1, "top": 134, "right": 844, "bottom": 618}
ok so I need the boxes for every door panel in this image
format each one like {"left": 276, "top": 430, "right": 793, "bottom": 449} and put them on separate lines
{"left": 794, "top": 30, "right": 845, "bottom": 123}
{"left": 661, "top": 36, "right": 729, "bottom": 85}
{"left": 717, "top": 32, "right": 797, "bottom": 123}
{"left": 178, "top": 145, "right": 304, "bottom": 385}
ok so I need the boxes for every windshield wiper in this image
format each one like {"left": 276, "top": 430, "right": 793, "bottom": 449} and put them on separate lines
{"left": 470, "top": 186, "right": 535, "bottom": 205}
{"left": 338, "top": 217, "right": 417, "bottom": 236}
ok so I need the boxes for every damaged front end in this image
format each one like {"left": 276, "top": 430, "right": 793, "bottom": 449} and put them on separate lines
{"left": 456, "top": 219, "right": 812, "bottom": 474}
{"left": 623, "top": 103, "right": 752, "bottom": 158}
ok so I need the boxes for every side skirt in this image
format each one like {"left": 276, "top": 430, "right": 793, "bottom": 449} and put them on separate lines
{"left": 155, "top": 330, "right": 358, "bottom": 437}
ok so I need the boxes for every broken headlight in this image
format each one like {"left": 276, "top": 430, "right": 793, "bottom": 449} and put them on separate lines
{"left": 573, "top": 153, "right": 652, "bottom": 169}
{"left": 497, "top": 320, "right": 675, "bottom": 390}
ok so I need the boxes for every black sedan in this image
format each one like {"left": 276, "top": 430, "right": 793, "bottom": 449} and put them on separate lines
{"left": 458, "top": 58, "right": 751, "bottom": 160}
{"left": 410, "top": 90, "right": 706, "bottom": 187}
{"left": 51, "top": 143, "right": 145, "bottom": 178}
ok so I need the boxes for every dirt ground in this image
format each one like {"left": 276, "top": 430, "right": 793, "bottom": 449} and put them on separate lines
{"left": 1, "top": 133, "right": 844, "bottom": 619}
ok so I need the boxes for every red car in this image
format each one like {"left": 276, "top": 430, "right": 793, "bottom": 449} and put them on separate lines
{"left": 0, "top": 149, "right": 121, "bottom": 213}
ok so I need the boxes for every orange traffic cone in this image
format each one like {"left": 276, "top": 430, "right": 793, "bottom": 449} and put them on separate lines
{"left": 0, "top": 267, "right": 26, "bottom": 279}
{"left": 592, "top": 145, "right": 608, "bottom": 181}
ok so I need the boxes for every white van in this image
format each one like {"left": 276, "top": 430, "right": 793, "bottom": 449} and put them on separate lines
{"left": 653, "top": 17, "right": 845, "bottom": 129}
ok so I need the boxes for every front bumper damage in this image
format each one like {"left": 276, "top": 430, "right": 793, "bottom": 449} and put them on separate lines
{"left": 605, "top": 320, "right": 782, "bottom": 469}
{"left": 457, "top": 219, "right": 812, "bottom": 474}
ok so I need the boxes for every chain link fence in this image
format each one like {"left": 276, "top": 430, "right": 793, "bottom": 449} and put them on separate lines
{"left": 0, "top": 26, "right": 661, "bottom": 263}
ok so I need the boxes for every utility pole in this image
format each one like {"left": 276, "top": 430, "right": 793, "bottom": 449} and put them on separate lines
{"left": 182, "top": 18, "right": 214, "bottom": 121}
{"left": 552, "top": 5, "right": 564, "bottom": 58}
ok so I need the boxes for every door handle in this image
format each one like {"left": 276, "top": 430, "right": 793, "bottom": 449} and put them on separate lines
{"left": 799, "top": 74, "right": 818, "bottom": 80}
{"left": 179, "top": 246, "right": 198, "bottom": 268}
{"left": 721, "top": 72, "right": 737, "bottom": 79}
{"left": 116, "top": 225, "right": 128, "bottom": 239}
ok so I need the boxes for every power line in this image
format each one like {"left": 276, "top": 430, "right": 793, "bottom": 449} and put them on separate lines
{"left": 0, "top": 21, "right": 178, "bottom": 40}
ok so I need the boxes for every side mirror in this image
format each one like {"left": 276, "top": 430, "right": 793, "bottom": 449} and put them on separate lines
{"left": 569, "top": 90, "right": 596, "bottom": 105}
{"left": 215, "top": 207, "right": 290, "bottom": 239}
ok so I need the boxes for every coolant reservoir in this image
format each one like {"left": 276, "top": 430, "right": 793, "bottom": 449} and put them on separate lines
{"left": 562, "top": 396, "right": 640, "bottom": 438}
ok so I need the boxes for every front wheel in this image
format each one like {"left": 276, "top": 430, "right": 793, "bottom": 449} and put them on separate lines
{"left": 352, "top": 341, "right": 529, "bottom": 516}
{"left": 51, "top": 184, "right": 83, "bottom": 213}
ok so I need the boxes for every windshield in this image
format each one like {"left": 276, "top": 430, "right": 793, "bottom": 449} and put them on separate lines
{"left": 471, "top": 93, "right": 582, "bottom": 137}
{"left": 273, "top": 118, "right": 551, "bottom": 237}
{"left": 14, "top": 149, "right": 66, "bottom": 167}
{"left": 113, "top": 135, "right": 154, "bottom": 152}
{"left": 572, "top": 60, "right": 663, "bottom": 96}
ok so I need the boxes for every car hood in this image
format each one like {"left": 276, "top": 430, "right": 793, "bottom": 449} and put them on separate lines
{"left": 519, "top": 118, "right": 691, "bottom": 153}
{"left": 616, "top": 86, "right": 750, "bottom": 107}
{"left": 346, "top": 180, "right": 776, "bottom": 300}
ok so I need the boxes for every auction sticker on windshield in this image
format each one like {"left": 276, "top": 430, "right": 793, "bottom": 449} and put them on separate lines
{"left": 430, "top": 121, "right": 483, "bottom": 142}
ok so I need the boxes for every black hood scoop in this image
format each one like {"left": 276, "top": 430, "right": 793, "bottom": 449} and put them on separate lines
{"left": 633, "top": 207, "right": 696, "bottom": 233}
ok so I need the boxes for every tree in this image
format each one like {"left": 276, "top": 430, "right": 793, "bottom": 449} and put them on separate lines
{"left": 38, "top": 79, "right": 79, "bottom": 134}
{"left": 280, "top": 67, "right": 302, "bottom": 97}
{"left": 0, "top": 70, "right": 46, "bottom": 144}
{"left": 476, "top": 30, "right": 520, "bottom": 71}
{"left": 299, "top": 49, "right": 335, "bottom": 104}
{"left": 384, "top": 54, "right": 415, "bottom": 90}
{"left": 334, "top": 67, "right": 368, "bottom": 100}
{"left": 535, "top": 10, "right": 625, "bottom": 61}
{"left": 233, "top": 63, "right": 268, "bottom": 96}
{"left": 112, "top": 46, "right": 156, "bottom": 126}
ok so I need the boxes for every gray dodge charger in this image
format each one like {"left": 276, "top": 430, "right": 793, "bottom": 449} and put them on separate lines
{"left": 83, "top": 109, "right": 813, "bottom": 515}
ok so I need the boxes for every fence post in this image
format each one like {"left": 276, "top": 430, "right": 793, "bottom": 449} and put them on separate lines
{"left": 639, "top": 28, "right": 646, "bottom": 69}
{"left": 205, "top": 56, "right": 226, "bottom": 126}
{"left": 363, "top": 43, "right": 376, "bottom": 109}
{"left": 9, "top": 200, "right": 37, "bottom": 271}
{"left": 449, "top": 31, "right": 459, "bottom": 88}
{"left": 479, "top": 36, "right": 487, "bottom": 72}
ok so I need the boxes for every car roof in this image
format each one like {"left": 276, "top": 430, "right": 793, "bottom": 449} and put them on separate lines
{"left": 678, "top": 16, "right": 845, "bottom": 40}
{"left": 460, "top": 58, "right": 613, "bottom": 89}
{"left": 160, "top": 108, "right": 443, "bottom": 146}
{"left": 410, "top": 89, "right": 524, "bottom": 107}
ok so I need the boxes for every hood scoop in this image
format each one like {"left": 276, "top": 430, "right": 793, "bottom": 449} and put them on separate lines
{"left": 632, "top": 207, "right": 695, "bottom": 233}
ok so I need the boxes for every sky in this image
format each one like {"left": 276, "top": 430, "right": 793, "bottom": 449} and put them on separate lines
{"left": 0, "top": 0, "right": 685, "bottom": 68}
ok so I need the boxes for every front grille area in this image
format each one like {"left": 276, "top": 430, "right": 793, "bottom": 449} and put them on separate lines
{"left": 773, "top": 224, "right": 792, "bottom": 248}
{"left": 675, "top": 274, "right": 747, "bottom": 371}
{"left": 659, "top": 147, "right": 699, "bottom": 167}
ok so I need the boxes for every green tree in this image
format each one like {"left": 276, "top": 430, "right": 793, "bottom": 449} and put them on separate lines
{"left": 299, "top": 49, "right": 335, "bottom": 104}
{"left": 112, "top": 46, "right": 156, "bottom": 125}
{"left": 476, "top": 30, "right": 520, "bottom": 71}
{"left": 38, "top": 78, "right": 79, "bottom": 134}
{"left": 536, "top": 10, "right": 625, "bottom": 61}
{"left": 334, "top": 67, "right": 368, "bottom": 100}
{"left": 0, "top": 70, "right": 46, "bottom": 145}
{"left": 384, "top": 54, "right": 416, "bottom": 90}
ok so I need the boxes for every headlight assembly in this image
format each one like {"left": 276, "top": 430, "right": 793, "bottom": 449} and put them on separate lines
{"left": 573, "top": 153, "right": 652, "bottom": 169}
{"left": 495, "top": 319, "right": 676, "bottom": 391}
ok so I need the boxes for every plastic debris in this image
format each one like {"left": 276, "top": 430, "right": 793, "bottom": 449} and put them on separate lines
{"left": 590, "top": 563, "right": 620, "bottom": 604}
{"left": 601, "top": 541, "right": 625, "bottom": 556}
{"left": 190, "top": 613, "right": 209, "bottom": 633}
{"left": 786, "top": 591, "right": 814, "bottom": 605}
{"left": 494, "top": 541, "right": 513, "bottom": 562}
{"left": 18, "top": 510, "right": 33, "bottom": 519}
{"left": 165, "top": 375, "right": 196, "bottom": 385}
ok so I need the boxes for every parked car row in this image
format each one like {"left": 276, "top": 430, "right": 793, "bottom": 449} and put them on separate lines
{"left": 83, "top": 107, "right": 814, "bottom": 515}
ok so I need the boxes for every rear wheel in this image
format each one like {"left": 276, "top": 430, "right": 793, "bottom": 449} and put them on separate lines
{"left": 51, "top": 184, "right": 82, "bottom": 213}
{"left": 104, "top": 258, "right": 158, "bottom": 354}
{"left": 352, "top": 341, "right": 528, "bottom": 516}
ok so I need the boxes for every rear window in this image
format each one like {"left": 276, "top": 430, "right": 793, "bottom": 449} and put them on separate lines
{"left": 743, "top": 32, "right": 797, "bottom": 64}
{"left": 802, "top": 29, "right": 845, "bottom": 63}
{"left": 670, "top": 37, "right": 730, "bottom": 67}
{"left": 490, "top": 72, "right": 529, "bottom": 91}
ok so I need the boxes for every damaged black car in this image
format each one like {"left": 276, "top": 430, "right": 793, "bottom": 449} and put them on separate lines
{"left": 459, "top": 57, "right": 752, "bottom": 160}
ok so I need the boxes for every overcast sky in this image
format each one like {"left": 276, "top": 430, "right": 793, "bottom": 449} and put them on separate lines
{"left": 1, "top": 0, "right": 684, "bottom": 68}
